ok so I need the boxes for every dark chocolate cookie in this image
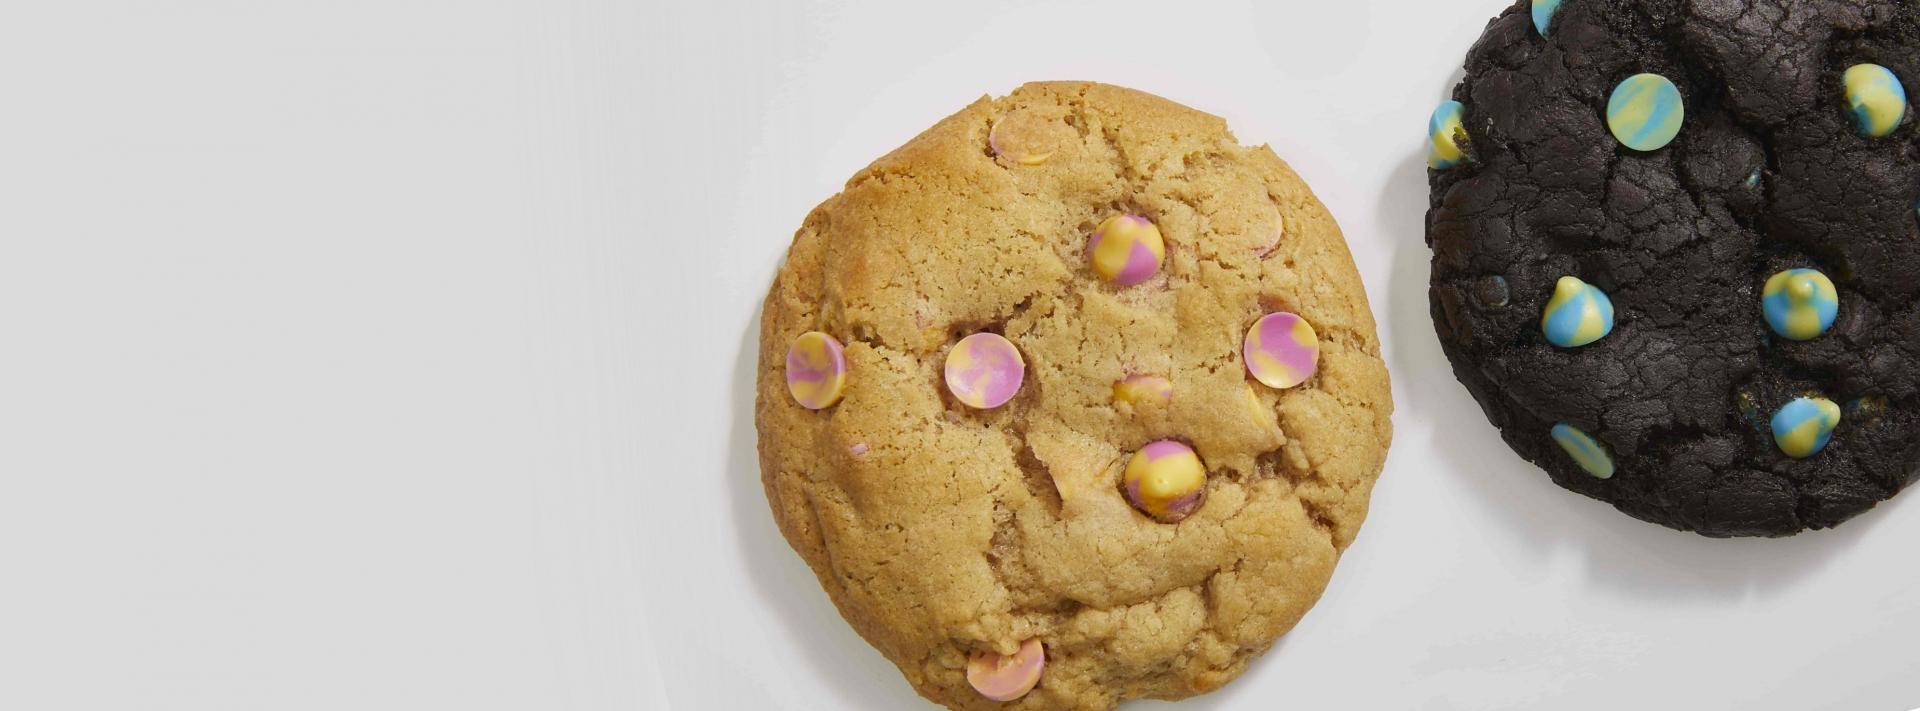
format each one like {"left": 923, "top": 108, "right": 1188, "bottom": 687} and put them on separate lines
{"left": 1426, "top": 0, "right": 1920, "bottom": 536}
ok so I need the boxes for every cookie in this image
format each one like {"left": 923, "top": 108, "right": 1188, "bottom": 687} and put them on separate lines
{"left": 756, "top": 82, "right": 1392, "bottom": 708}
{"left": 1426, "top": 0, "right": 1920, "bottom": 536}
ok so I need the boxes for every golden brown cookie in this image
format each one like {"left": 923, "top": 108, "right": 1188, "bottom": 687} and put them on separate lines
{"left": 755, "top": 81, "right": 1391, "bottom": 709}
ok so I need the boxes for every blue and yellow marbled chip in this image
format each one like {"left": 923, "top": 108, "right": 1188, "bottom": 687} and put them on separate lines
{"left": 1846, "top": 395, "right": 1888, "bottom": 425}
{"left": 1736, "top": 390, "right": 1768, "bottom": 434}
{"left": 1771, "top": 396, "right": 1840, "bottom": 459}
{"left": 1428, "top": 100, "right": 1468, "bottom": 169}
{"left": 1843, "top": 63, "right": 1907, "bottom": 138}
{"left": 1532, "top": 0, "right": 1562, "bottom": 37}
{"left": 1551, "top": 423, "right": 1614, "bottom": 479}
{"left": 1541, "top": 276, "right": 1615, "bottom": 348}
{"left": 1761, "top": 268, "right": 1838, "bottom": 341}
{"left": 1606, "top": 73, "right": 1684, "bottom": 151}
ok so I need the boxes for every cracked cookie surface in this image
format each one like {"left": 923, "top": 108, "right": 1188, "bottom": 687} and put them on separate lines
{"left": 756, "top": 82, "right": 1391, "bottom": 709}
{"left": 1428, "top": 0, "right": 1920, "bottom": 536}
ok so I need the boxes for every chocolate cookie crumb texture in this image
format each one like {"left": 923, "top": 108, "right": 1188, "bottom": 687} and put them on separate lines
{"left": 1426, "top": 0, "right": 1920, "bottom": 537}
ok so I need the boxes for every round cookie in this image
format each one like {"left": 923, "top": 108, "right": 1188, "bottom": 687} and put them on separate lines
{"left": 1426, "top": 0, "right": 1920, "bottom": 536}
{"left": 757, "top": 82, "right": 1392, "bottom": 709}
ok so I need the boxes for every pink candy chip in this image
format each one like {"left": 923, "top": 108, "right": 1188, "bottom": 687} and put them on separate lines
{"left": 1087, "top": 215, "right": 1166, "bottom": 286}
{"left": 967, "top": 638, "right": 1045, "bottom": 702}
{"left": 1243, "top": 312, "right": 1319, "bottom": 389}
{"left": 944, "top": 332, "right": 1026, "bottom": 409}
{"left": 1112, "top": 374, "right": 1173, "bottom": 407}
{"left": 785, "top": 331, "right": 848, "bottom": 409}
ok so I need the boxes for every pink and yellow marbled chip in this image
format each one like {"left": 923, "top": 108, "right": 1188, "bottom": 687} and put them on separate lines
{"left": 785, "top": 331, "right": 847, "bottom": 409}
{"left": 944, "top": 332, "right": 1025, "bottom": 409}
{"left": 988, "top": 107, "right": 1068, "bottom": 166}
{"left": 1087, "top": 215, "right": 1166, "bottom": 286}
{"left": 1112, "top": 374, "right": 1172, "bottom": 407}
{"left": 966, "top": 637, "right": 1045, "bottom": 702}
{"left": 1122, "top": 440, "right": 1207, "bottom": 523}
{"left": 1243, "top": 311, "right": 1319, "bottom": 389}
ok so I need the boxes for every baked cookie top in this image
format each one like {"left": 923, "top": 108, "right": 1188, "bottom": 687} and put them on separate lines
{"left": 756, "top": 82, "right": 1391, "bottom": 709}
{"left": 1428, "top": 0, "right": 1920, "bottom": 536}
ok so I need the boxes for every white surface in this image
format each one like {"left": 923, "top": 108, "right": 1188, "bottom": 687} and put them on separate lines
{"left": 3, "top": 0, "right": 1918, "bottom": 709}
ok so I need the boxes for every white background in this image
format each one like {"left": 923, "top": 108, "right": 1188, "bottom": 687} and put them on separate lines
{"left": 4, "top": 0, "right": 1917, "bottom": 709}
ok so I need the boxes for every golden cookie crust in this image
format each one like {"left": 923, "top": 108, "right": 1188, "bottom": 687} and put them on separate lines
{"left": 755, "top": 81, "right": 1392, "bottom": 710}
